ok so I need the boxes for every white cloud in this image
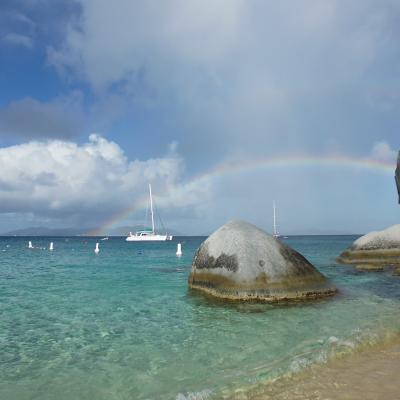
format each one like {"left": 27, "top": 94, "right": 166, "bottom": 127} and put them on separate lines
{"left": 48, "top": 0, "right": 244, "bottom": 91}
{"left": 46, "top": 0, "right": 400, "bottom": 161}
{"left": 12, "top": 12, "right": 36, "bottom": 30}
{"left": 0, "top": 135, "right": 210, "bottom": 227}
{"left": 0, "top": 135, "right": 396, "bottom": 234}
{"left": 371, "top": 141, "right": 397, "bottom": 163}
{"left": 3, "top": 32, "right": 33, "bottom": 48}
{"left": 47, "top": 0, "right": 390, "bottom": 94}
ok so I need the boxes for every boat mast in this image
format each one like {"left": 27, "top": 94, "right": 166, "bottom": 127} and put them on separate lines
{"left": 149, "top": 184, "right": 155, "bottom": 234}
{"left": 273, "top": 200, "right": 277, "bottom": 236}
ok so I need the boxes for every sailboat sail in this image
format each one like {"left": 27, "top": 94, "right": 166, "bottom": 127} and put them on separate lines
{"left": 273, "top": 201, "right": 280, "bottom": 238}
{"left": 126, "top": 184, "right": 173, "bottom": 241}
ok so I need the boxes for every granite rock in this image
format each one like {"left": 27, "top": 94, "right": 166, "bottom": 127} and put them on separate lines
{"left": 337, "top": 224, "right": 400, "bottom": 270}
{"left": 188, "top": 220, "right": 336, "bottom": 301}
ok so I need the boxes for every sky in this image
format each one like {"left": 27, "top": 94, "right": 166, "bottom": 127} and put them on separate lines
{"left": 0, "top": 0, "right": 399, "bottom": 235}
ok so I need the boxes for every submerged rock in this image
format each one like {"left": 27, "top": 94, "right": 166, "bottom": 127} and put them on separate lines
{"left": 188, "top": 220, "right": 336, "bottom": 301}
{"left": 337, "top": 224, "right": 400, "bottom": 271}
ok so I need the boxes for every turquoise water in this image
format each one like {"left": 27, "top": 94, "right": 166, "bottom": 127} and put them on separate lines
{"left": 1, "top": 236, "right": 400, "bottom": 399}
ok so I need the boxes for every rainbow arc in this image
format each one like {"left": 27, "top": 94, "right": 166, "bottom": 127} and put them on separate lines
{"left": 88, "top": 154, "right": 396, "bottom": 235}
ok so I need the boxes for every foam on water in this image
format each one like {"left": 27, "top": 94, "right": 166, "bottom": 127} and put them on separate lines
{"left": 0, "top": 235, "right": 400, "bottom": 399}
{"left": 176, "top": 389, "right": 212, "bottom": 400}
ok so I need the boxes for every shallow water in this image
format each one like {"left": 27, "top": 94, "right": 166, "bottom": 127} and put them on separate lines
{"left": 237, "top": 338, "right": 400, "bottom": 400}
{"left": 1, "top": 236, "right": 399, "bottom": 399}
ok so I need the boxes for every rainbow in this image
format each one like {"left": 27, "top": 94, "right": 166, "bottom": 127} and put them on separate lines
{"left": 88, "top": 154, "right": 396, "bottom": 235}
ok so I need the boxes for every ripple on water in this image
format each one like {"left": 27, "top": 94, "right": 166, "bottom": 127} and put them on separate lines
{"left": 0, "top": 236, "right": 400, "bottom": 399}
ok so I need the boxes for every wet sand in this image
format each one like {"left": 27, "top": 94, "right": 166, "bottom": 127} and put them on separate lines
{"left": 228, "top": 339, "right": 400, "bottom": 400}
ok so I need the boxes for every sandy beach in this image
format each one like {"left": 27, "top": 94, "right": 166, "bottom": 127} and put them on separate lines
{"left": 228, "top": 337, "right": 400, "bottom": 400}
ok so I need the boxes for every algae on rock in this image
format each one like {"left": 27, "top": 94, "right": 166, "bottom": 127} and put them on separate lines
{"left": 337, "top": 224, "right": 400, "bottom": 273}
{"left": 189, "top": 220, "right": 336, "bottom": 301}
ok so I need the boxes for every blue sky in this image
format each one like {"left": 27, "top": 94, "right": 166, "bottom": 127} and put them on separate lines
{"left": 0, "top": 0, "right": 399, "bottom": 234}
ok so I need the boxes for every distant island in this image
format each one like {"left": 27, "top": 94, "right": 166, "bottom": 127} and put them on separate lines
{"left": 0, "top": 225, "right": 183, "bottom": 237}
{"left": 0, "top": 227, "right": 88, "bottom": 236}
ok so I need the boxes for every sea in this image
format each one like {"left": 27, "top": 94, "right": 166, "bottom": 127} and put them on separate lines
{"left": 1, "top": 235, "right": 400, "bottom": 400}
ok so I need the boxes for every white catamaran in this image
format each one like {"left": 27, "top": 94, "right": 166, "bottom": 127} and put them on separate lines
{"left": 273, "top": 200, "right": 280, "bottom": 238}
{"left": 126, "top": 184, "right": 173, "bottom": 242}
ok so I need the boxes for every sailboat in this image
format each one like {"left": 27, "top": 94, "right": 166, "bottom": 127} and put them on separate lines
{"left": 126, "top": 184, "right": 173, "bottom": 242}
{"left": 272, "top": 200, "right": 280, "bottom": 238}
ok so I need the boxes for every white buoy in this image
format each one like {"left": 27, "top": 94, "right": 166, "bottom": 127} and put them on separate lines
{"left": 49, "top": 242, "right": 54, "bottom": 251}
{"left": 95, "top": 243, "right": 100, "bottom": 254}
{"left": 28, "top": 241, "right": 33, "bottom": 249}
{"left": 176, "top": 243, "right": 182, "bottom": 257}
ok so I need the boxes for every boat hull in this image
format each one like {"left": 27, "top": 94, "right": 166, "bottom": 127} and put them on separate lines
{"left": 125, "top": 234, "right": 173, "bottom": 241}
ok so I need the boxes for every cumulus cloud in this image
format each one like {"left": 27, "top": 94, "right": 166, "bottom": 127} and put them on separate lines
{"left": 47, "top": 0, "right": 243, "bottom": 91}
{"left": 0, "top": 92, "right": 85, "bottom": 139}
{"left": 0, "top": 135, "right": 210, "bottom": 228}
{"left": 0, "top": 135, "right": 396, "bottom": 235}
{"left": 3, "top": 1, "right": 399, "bottom": 233}
{"left": 45, "top": 0, "right": 400, "bottom": 163}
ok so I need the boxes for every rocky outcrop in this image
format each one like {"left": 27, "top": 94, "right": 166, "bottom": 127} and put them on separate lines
{"left": 188, "top": 220, "right": 336, "bottom": 301}
{"left": 337, "top": 224, "right": 400, "bottom": 272}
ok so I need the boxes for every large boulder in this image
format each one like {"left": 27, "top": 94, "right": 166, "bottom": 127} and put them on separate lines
{"left": 337, "top": 224, "right": 400, "bottom": 271}
{"left": 188, "top": 220, "right": 336, "bottom": 301}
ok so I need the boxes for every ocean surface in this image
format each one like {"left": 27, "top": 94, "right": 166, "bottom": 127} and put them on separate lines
{"left": 1, "top": 235, "right": 400, "bottom": 400}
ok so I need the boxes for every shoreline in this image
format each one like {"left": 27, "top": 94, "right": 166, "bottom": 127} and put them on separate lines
{"left": 225, "top": 335, "right": 400, "bottom": 400}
